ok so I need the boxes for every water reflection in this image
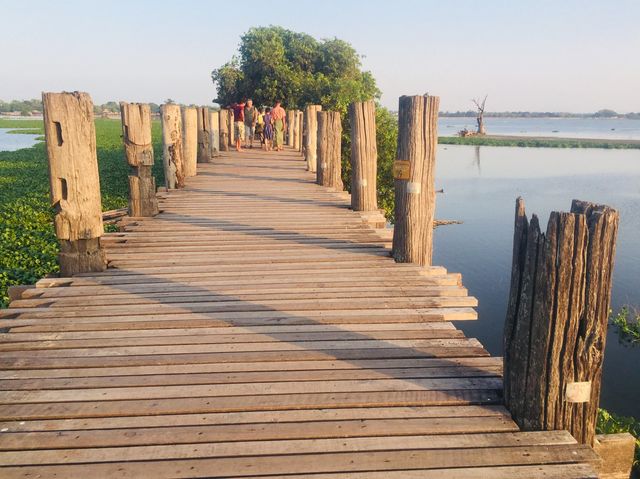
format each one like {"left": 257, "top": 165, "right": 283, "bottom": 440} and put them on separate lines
{"left": 434, "top": 144, "right": 640, "bottom": 417}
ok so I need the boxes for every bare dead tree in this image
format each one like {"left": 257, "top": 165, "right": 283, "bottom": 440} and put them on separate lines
{"left": 472, "top": 95, "right": 488, "bottom": 135}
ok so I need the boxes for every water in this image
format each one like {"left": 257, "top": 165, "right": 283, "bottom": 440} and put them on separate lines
{"left": 0, "top": 128, "right": 41, "bottom": 151}
{"left": 433, "top": 144, "right": 640, "bottom": 418}
{"left": 438, "top": 117, "right": 640, "bottom": 140}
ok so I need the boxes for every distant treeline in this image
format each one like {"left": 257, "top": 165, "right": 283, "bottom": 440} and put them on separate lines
{"left": 2, "top": 99, "right": 639, "bottom": 120}
{"left": 0, "top": 99, "right": 201, "bottom": 116}
{"left": 441, "top": 109, "right": 640, "bottom": 119}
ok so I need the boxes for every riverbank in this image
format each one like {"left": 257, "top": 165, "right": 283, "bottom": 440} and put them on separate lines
{"left": 440, "top": 134, "right": 640, "bottom": 149}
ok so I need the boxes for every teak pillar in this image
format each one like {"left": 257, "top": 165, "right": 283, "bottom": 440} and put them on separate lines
{"left": 197, "top": 106, "right": 211, "bottom": 164}
{"left": 219, "top": 109, "right": 229, "bottom": 152}
{"left": 227, "top": 109, "right": 235, "bottom": 146}
{"left": 42, "top": 91, "right": 106, "bottom": 276}
{"left": 391, "top": 94, "right": 439, "bottom": 266}
{"left": 504, "top": 197, "right": 619, "bottom": 447}
{"left": 349, "top": 100, "right": 378, "bottom": 211}
{"left": 119, "top": 102, "right": 159, "bottom": 217}
{"left": 292, "top": 110, "right": 301, "bottom": 151}
{"left": 160, "top": 104, "right": 184, "bottom": 189}
{"left": 316, "top": 111, "right": 343, "bottom": 190}
{"left": 287, "top": 110, "right": 295, "bottom": 146}
{"left": 304, "top": 105, "right": 322, "bottom": 172}
{"left": 298, "top": 111, "right": 304, "bottom": 154}
{"left": 182, "top": 107, "right": 197, "bottom": 177}
{"left": 210, "top": 110, "right": 220, "bottom": 157}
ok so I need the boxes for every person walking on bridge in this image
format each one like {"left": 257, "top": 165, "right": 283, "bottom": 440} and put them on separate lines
{"left": 271, "top": 100, "right": 286, "bottom": 151}
{"left": 230, "top": 99, "right": 246, "bottom": 152}
{"left": 244, "top": 99, "right": 257, "bottom": 149}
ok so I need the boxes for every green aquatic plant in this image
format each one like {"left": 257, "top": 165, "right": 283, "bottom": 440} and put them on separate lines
{"left": 0, "top": 118, "right": 163, "bottom": 307}
{"left": 611, "top": 306, "right": 640, "bottom": 345}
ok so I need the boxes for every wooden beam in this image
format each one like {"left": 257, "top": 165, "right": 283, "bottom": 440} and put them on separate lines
{"left": 42, "top": 91, "right": 106, "bottom": 276}
{"left": 349, "top": 100, "right": 378, "bottom": 212}
{"left": 316, "top": 111, "right": 342, "bottom": 190}
{"left": 119, "top": 102, "right": 159, "bottom": 217}
{"left": 181, "top": 107, "right": 197, "bottom": 177}
{"left": 392, "top": 95, "right": 439, "bottom": 266}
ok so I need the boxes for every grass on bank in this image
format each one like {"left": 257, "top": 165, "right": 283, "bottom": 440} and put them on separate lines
{"left": 439, "top": 135, "right": 640, "bottom": 149}
{"left": 0, "top": 118, "right": 163, "bottom": 308}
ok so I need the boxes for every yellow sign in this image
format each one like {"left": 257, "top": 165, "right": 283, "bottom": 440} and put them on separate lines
{"left": 393, "top": 160, "right": 411, "bottom": 180}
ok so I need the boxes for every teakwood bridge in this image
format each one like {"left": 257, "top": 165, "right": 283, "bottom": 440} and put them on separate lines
{"left": 0, "top": 92, "right": 630, "bottom": 477}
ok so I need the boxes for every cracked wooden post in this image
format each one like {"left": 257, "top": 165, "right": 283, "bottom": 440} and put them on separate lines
{"left": 292, "top": 110, "right": 301, "bottom": 151}
{"left": 181, "top": 106, "right": 197, "bottom": 177}
{"left": 287, "top": 110, "right": 295, "bottom": 146}
{"left": 119, "top": 102, "right": 159, "bottom": 217}
{"left": 227, "top": 108, "right": 235, "bottom": 147}
{"left": 504, "top": 197, "right": 619, "bottom": 447}
{"left": 298, "top": 111, "right": 304, "bottom": 154}
{"left": 197, "top": 106, "right": 211, "bottom": 164}
{"left": 392, "top": 94, "right": 439, "bottom": 266}
{"left": 349, "top": 100, "right": 378, "bottom": 212}
{"left": 42, "top": 91, "right": 106, "bottom": 276}
{"left": 210, "top": 109, "right": 219, "bottom": 157}
{"left": 219, "top": 109, "right": 229, "bottom": 152}
{"left": 304, "top": 105, "right": 322, "bottom": 172}
{"left": 160, "top": 104, "right": 184, "bottom": 189}
{"left": 316, "top": 111, "right": 343, "bottom": 190}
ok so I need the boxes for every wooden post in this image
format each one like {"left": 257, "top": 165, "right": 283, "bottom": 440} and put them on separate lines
{"left": 42, "top": 91, "right": 106, "bottom": 276}
{"left": 298, "top": 111, "right": 304, "bottom": 153}
{"left": 504, "top": 197, "right": 619, "bottom": 447}
{"left": 292, "top": 110, "right": 300, "bottom": 151}
{"left": 304, "top": 105, "right": 322, "bottom": 172}
{"left": 197, "top": 106, "right": 211, "bottom": 164}
{"left": 391, "top": 95, "right": 439, "bottom": 266}
{"left": 160, "top": 104, "right": 185, "bottom": 189}
{"left": 210, "top": 110, "right": 220, "bottom": 157}
{"left": 287, "top": 110, "right": 295, "bottom": 146}
{"left": 316, "top": 111, "right": 343, "bottom": 190}
{"left": 227, "top": 108, "right": 235, "bottom": 146}
{"left": 181, "top": 107, "right": 197, "bottom": 177}
{"left": 349, "top": 100, "right": 378, "bottom": 211}
{"left": 219, "top": 109, "right": 229, "bottom": 152}
{"left": 119, "top": 102, "right": 159, "bottom": 217}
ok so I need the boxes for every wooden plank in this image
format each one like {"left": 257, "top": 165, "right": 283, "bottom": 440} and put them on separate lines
{"left": 0, "top": 445, "right": 599, "bottom": 478}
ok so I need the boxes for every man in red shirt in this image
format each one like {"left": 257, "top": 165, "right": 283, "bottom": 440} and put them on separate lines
{"left": 230, "top": 100, "right": 246, "bottom": 151}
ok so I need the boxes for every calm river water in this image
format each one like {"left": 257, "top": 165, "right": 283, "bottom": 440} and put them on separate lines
{"left": 434, "top": 144, "right": 640, "bottom": 417}
{"left": 0, "top": 128, "right": 41, "bottom": 151}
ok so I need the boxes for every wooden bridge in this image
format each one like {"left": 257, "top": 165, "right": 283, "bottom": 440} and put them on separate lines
{"left": 0, "top": 148, "right": 599, "bottom": 477}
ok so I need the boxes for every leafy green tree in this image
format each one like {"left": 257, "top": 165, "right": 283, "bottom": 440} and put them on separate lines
{"left": 211, "top": 26, "right": 379, "bottom": 110}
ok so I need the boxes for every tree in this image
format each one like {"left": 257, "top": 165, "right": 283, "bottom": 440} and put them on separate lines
{"left": 210, "top": 26, "right": 380, "bottom": 111}
{"left": 472, "top": 95, "right": 488, "bottom": 135}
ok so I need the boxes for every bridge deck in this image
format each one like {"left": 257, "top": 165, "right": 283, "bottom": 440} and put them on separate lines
{"left": 0, "top": 149, "right": 598, "bottom": 477}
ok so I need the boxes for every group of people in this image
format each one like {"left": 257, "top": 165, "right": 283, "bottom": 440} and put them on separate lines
{"left": 229, "top": 99, "right": 287, "bottom": 152}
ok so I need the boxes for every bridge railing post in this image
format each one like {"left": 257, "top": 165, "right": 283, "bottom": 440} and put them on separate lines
{"left": 504, "top": 197, "right": 619, "bottom": 447}
{"left": 119, "top": 102, "right": 159, "bottom": 217}
{"left": 227, "top": 108, "right": 235, "bottom": 147}
{"left": 287, "top": 110, "right": 295, "bottom": 147}
{"left": 316, "top": 111, "right": 343, "bottom": 190}
{"left": 349, "top": 100, "right": 378, "bottom": 212}
{"left": 296, "top": 110, "right": 304, "bottom": 153}
{"left": 42, "top": 91, "right": 107, "bottom": 276}
{"left": 161, "top": 104, "right": 185, "bottom": 189}
{"left": 181, "top": 106, "right": 197, "bottom": 178}
{"left": 219, "top": 109, "right": 229, "bottom": 152}
{"left": 197, "top": 106, "right": 211, "bottom": 164}
{"left": 210, "top": 109, "right": 220, "bottom": 158}
{"left": 391, "top": 94, "right": 439, "bottom": 266}
{"left": 304, "top": 105, "right": 322, "bottom": 172}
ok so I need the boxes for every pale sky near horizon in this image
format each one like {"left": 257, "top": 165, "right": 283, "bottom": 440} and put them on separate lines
{"left": 1, "top": 0, "right": 639, "bottom": 112}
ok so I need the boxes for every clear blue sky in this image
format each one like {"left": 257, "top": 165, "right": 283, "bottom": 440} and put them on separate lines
{"left": 2, "top": 0, "right": 639, "bottom": 112}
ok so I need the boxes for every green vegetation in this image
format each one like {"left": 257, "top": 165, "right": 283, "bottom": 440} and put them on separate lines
{"left": 439, "top": 135, "right": 640, "bottom": 149}
{"left": 211, "top": 26, "right": 379, "bottom": 111}
{"left": 612, "top": 306, "right": 640, "bottom": 346}
{"left": 597, "top": 408, "right": 640, "bottom": 471}
{"left": 0, "top": 118, "right": 163, "bottom": 308}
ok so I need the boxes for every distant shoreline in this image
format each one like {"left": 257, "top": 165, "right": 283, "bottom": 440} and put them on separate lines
{"left": 439, "top": 134, "right": 640, "bottom": 149}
